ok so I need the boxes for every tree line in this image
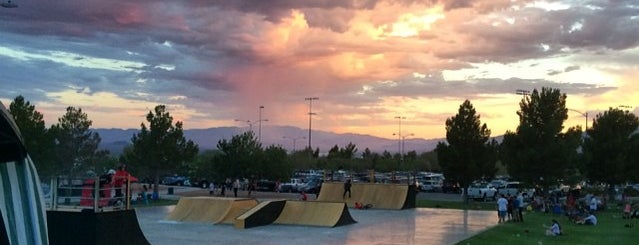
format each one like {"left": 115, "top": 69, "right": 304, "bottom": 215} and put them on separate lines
{"left": 8, "top": 87, "right": 638, "bottom": 197}
{"left": 436, "top": 87, "right": 639, "bottom": 200}
{"left": 6, "top": 96, "right": 438, "bottom": 190}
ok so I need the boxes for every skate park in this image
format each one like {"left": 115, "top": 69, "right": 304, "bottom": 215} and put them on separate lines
{"left": 135, "top": 183, "right": 497, "bottom": 245}
{"left": 1, "top": 102, "right": 496, "bottom": 245}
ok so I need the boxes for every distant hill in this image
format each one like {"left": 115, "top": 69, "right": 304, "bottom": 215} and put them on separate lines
{"left": 94, "top": 126, "right": 444, "bottom": 157}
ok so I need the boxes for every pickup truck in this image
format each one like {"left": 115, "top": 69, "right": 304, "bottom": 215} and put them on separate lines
{"left": 497, "top": 181, "right": 534, "bottom": 199}
{"left": 466, "top": 182, "right": 498, "bottom": 201}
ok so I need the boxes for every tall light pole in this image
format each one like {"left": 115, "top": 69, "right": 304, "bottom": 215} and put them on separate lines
{"left": 402, "top": 133, "right": 414, "bottom": 157}
{"left": 567, "top": 109, "right": 588, "bottom": 131}
{"left": 235, "top": 119, "right": 254, "bottom": 132}
{"left": 394, "top": 116, "right": 406, "bottom": 163}
{"left": 305, "top": 97, "right": 319, "bottom": 150}
{"left": 283, "top": 136, "right": 305, "bottom": 153}
{"left": 258, "top": 106, "right": 268, "bottom": 142}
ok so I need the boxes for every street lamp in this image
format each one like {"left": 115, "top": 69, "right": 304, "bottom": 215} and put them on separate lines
{"left": 283, "top": 136, "right": 306, "bottom": 153}
{"left": 394, "top": 116, "right": 406, "bottom": 155}
{"left": 235, "top": 119, "right": 254, "bottom": 132}
{"left": 567, "top": 108, "right": 588, "bottom": 131}
{"left": 305, "top": 97, "right": 319, "bottom": 150}
{"left": 258, "top": 106, "right": 268, "bottom": 142}
{"left": 402, "top": 133, "right": 414, "bottom": 157}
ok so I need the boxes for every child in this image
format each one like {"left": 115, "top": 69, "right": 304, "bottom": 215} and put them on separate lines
{"left": 300, "top": 191, "right": 308, "bottom": 201}
{"left": 545, "top": 219, "right": 562, "bottom": 236}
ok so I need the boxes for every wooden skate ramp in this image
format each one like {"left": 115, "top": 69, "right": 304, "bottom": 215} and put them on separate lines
{"left": 317, "top": 182, "right": 416, "bottom": 210}
{"left": 273, "top": 201, "right": 356, "bottom": 227}
{"left": 166, "top": 197, "right": 258, "bottom": 224}
{"left": 234, "top": 200, "right": 287, "bottom": 229}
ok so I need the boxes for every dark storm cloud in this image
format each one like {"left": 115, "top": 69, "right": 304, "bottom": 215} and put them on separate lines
{"left": 436, "top": 1, "right": 639, "bottom": 63}
{"left": 339, "top": 73, "right": 615, "bottom": 103}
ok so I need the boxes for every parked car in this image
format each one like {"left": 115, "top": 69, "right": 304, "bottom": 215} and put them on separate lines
{"left": 299, "top": 179, "right": 323, "bottom": 194}
{"left": 162, "top": 176, "right": 190, "bottom": 186}
{"left": 190, "top": 178, "right": 210, "bottom": 188}
{"left": 466, "top": 182, "right": 498, "bottom": 201}
{"left": 419, "top": 179, "right": 443, "bottom": 192}
{"left": 441, "top": 182, "right": 461, "bottom": 194}
{"left": 255, "top": 180, "right": 277, "bottom": 192}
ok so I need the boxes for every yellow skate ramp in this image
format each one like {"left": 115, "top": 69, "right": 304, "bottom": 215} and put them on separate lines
{"left": 317, "top": 182, "right": 416, "bottom": 210}
{"left": 273, "top": 201, "right": 356, "bottom": 227}
{"left": 234, "top": 200, "right": 287, "bottom": 229}
{"left": 166, "top": 197, "right": 258, "bottom": 224}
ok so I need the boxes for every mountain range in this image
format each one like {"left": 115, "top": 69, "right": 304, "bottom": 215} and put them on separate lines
{"left": 95, "top": 125, "right": 444, "bottom": 156}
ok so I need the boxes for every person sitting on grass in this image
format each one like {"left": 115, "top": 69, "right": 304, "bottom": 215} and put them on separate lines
{"left": 623, "top": 202, "right": 632, "bottom": 219}
{"left": 544, "top": 219, "right": 562, "bottom": 236}
{"left": 576, "top": 212, "right": 597, "bottom": 225}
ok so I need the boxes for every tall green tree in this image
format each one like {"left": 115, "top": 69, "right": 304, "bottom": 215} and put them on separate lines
{"left": 436, "top": 100, "right": 497, "bottom": 201}
{"left": 9, "top": 95, "right": 56, "bottom": 178}
{"left": 49, "top": 106, "right": 106, "bottom": 177}
{"left": 261, "top": 145, "right": 292, "bottom": 181}
{"left": 501, "top": 87, "right": 581, "bottom": 190}
{"left": 216, "top": 131, "right": 262, "bottom": 179}
{"left": 130, "top": 105, "right": 199, "bottom": 194}
{"left": 583, "top": 108, "right": 639, "bottom": 185}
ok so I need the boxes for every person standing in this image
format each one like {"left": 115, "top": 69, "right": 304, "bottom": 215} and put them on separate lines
{"left": 209, "top": 182, "right": 215, "bottom": 195}
{"left": 589, "top": 195, "right": 598, "bottom": 213}
{"left": 233, "top": 178, "right": 241, "bottom": 197}
{"left": 343, "top": 179, "right": 352, "bottom": 199}
{"left": 517, "top": 192, "right": 525, "bottom": 222}
{"left": 497, "top": 194, "right": 508, "bottom": 223}
{"left": 113, "top": 164, "right": 134, "bottom": 204}
{"left": 220, "top": 181, "right": 226, "bottom": 196}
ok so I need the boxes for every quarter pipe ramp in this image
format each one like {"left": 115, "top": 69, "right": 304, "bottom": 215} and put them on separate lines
{"left": 273, "top": 201, "right": 356, "bottom": 227}
{"left": 317, "top": 182, "right": 416, "bottom": 210}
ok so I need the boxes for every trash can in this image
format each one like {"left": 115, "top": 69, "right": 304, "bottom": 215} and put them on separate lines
{"left": 167, "top": 187, "right": 174, "bottom": 195}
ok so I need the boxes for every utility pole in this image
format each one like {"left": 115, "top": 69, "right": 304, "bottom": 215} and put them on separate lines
{"left": 305, "top": 97, "right": 319, "bottom": 151}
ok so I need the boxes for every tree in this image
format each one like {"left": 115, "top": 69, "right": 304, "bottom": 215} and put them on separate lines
{"left": 130, "top": 105, "right": 199, "bottom": 194}
{"left": 261, "top": 145, "right": 293, "bottom": 181}
{"left": 501, "top": 87, "right": 581, "bottom": 190}
{"left": 216, "top": 131, "right": 262, "bottom": 179}
{"left": 436, "top": 100, "right": 497, "bottom": 202}
{"left": 583, "top": 108, "right": 639, "bottom": 185}
{"left": 50, "top": 106, "right": 106, "bottom": 177}
{"left": 9, "top": 95, "right": 56, "bottom": 178}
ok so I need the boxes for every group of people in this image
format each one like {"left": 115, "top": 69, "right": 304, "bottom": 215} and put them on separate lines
{"left": 496, "top": 192, "right": 526, "bottom": 223}
{"left": 208, "top": 178, "right": 249, "bottom": 197}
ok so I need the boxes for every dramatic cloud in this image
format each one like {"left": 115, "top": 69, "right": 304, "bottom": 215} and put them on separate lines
{"left": 1, "top": 0, "right": 638, "bottom": 141}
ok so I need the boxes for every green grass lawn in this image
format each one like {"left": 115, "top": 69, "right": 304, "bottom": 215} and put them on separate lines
{"left": 416, "top": 199, "right": 636, "bottom": 244}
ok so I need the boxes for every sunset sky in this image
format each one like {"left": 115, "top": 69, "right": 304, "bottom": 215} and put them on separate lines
{"left": 1, "top": 0, "right": 638, "bottom": 140}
